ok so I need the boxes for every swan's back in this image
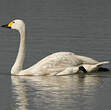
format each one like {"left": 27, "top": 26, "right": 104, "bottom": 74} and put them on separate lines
{"left": 36, "top": 52, "right": 81, "bottom": 66}
{"left": 36, "top": 52, "right": 98, "bottom": 66}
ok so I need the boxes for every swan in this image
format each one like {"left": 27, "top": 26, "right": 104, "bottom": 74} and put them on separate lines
{"left": 1, "top": 19, "right": 109, "bottom": 76}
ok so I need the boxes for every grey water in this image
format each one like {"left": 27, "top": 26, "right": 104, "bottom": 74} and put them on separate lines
{"left": 0, "top": 0, "right": 111, "bottom": 110}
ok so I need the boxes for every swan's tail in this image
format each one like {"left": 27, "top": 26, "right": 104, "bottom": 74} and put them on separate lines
{"left": 96, "top": 61, "right": 109, "bottom": 66}
{"left": 96, "top": 61, "right": 110, "bottom": 72}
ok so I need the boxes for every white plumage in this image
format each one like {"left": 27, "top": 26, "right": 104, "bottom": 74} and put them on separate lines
{"left": 1, "top": 19, "right": 109, "bottom": 76}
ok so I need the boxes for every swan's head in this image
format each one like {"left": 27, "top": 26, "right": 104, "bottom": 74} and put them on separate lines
{"left": 1, "top": 19, "right": 25, "bottom": 32}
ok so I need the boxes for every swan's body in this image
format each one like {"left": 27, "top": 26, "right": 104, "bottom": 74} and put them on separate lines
{"left": 18, "top": 52, "right": 108, "bottom": 76}
{"left": 1, "top": 19, "right": 109, "bottom": 76}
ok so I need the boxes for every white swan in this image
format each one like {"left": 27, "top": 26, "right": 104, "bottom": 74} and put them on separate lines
{"left": 1, "top": 19, "right": 109, "bottom": 76}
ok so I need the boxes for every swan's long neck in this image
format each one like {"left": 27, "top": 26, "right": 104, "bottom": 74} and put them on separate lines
{"left": 11, "top": 27, "right": 26, "bottom": 74}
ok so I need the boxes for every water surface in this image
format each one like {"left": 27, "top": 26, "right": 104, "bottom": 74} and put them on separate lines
{"left": 0, "top": 0, "right": 111, "bottom": 110}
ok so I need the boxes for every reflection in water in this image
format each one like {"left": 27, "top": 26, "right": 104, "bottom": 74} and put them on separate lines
{"left": 11, "top": 74, "right": 102, "bottom": 110}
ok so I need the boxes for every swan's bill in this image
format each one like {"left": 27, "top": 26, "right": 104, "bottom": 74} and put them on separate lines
{"left": 1, "top": 24, "right": 11, "bottom": 29}
{"left": 1, "top": 21, "right": 15, "bottom": 29}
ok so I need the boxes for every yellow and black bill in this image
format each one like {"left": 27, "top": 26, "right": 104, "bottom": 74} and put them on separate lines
{"left": 1, "top": 24, "right": 11, "bottom": 29}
